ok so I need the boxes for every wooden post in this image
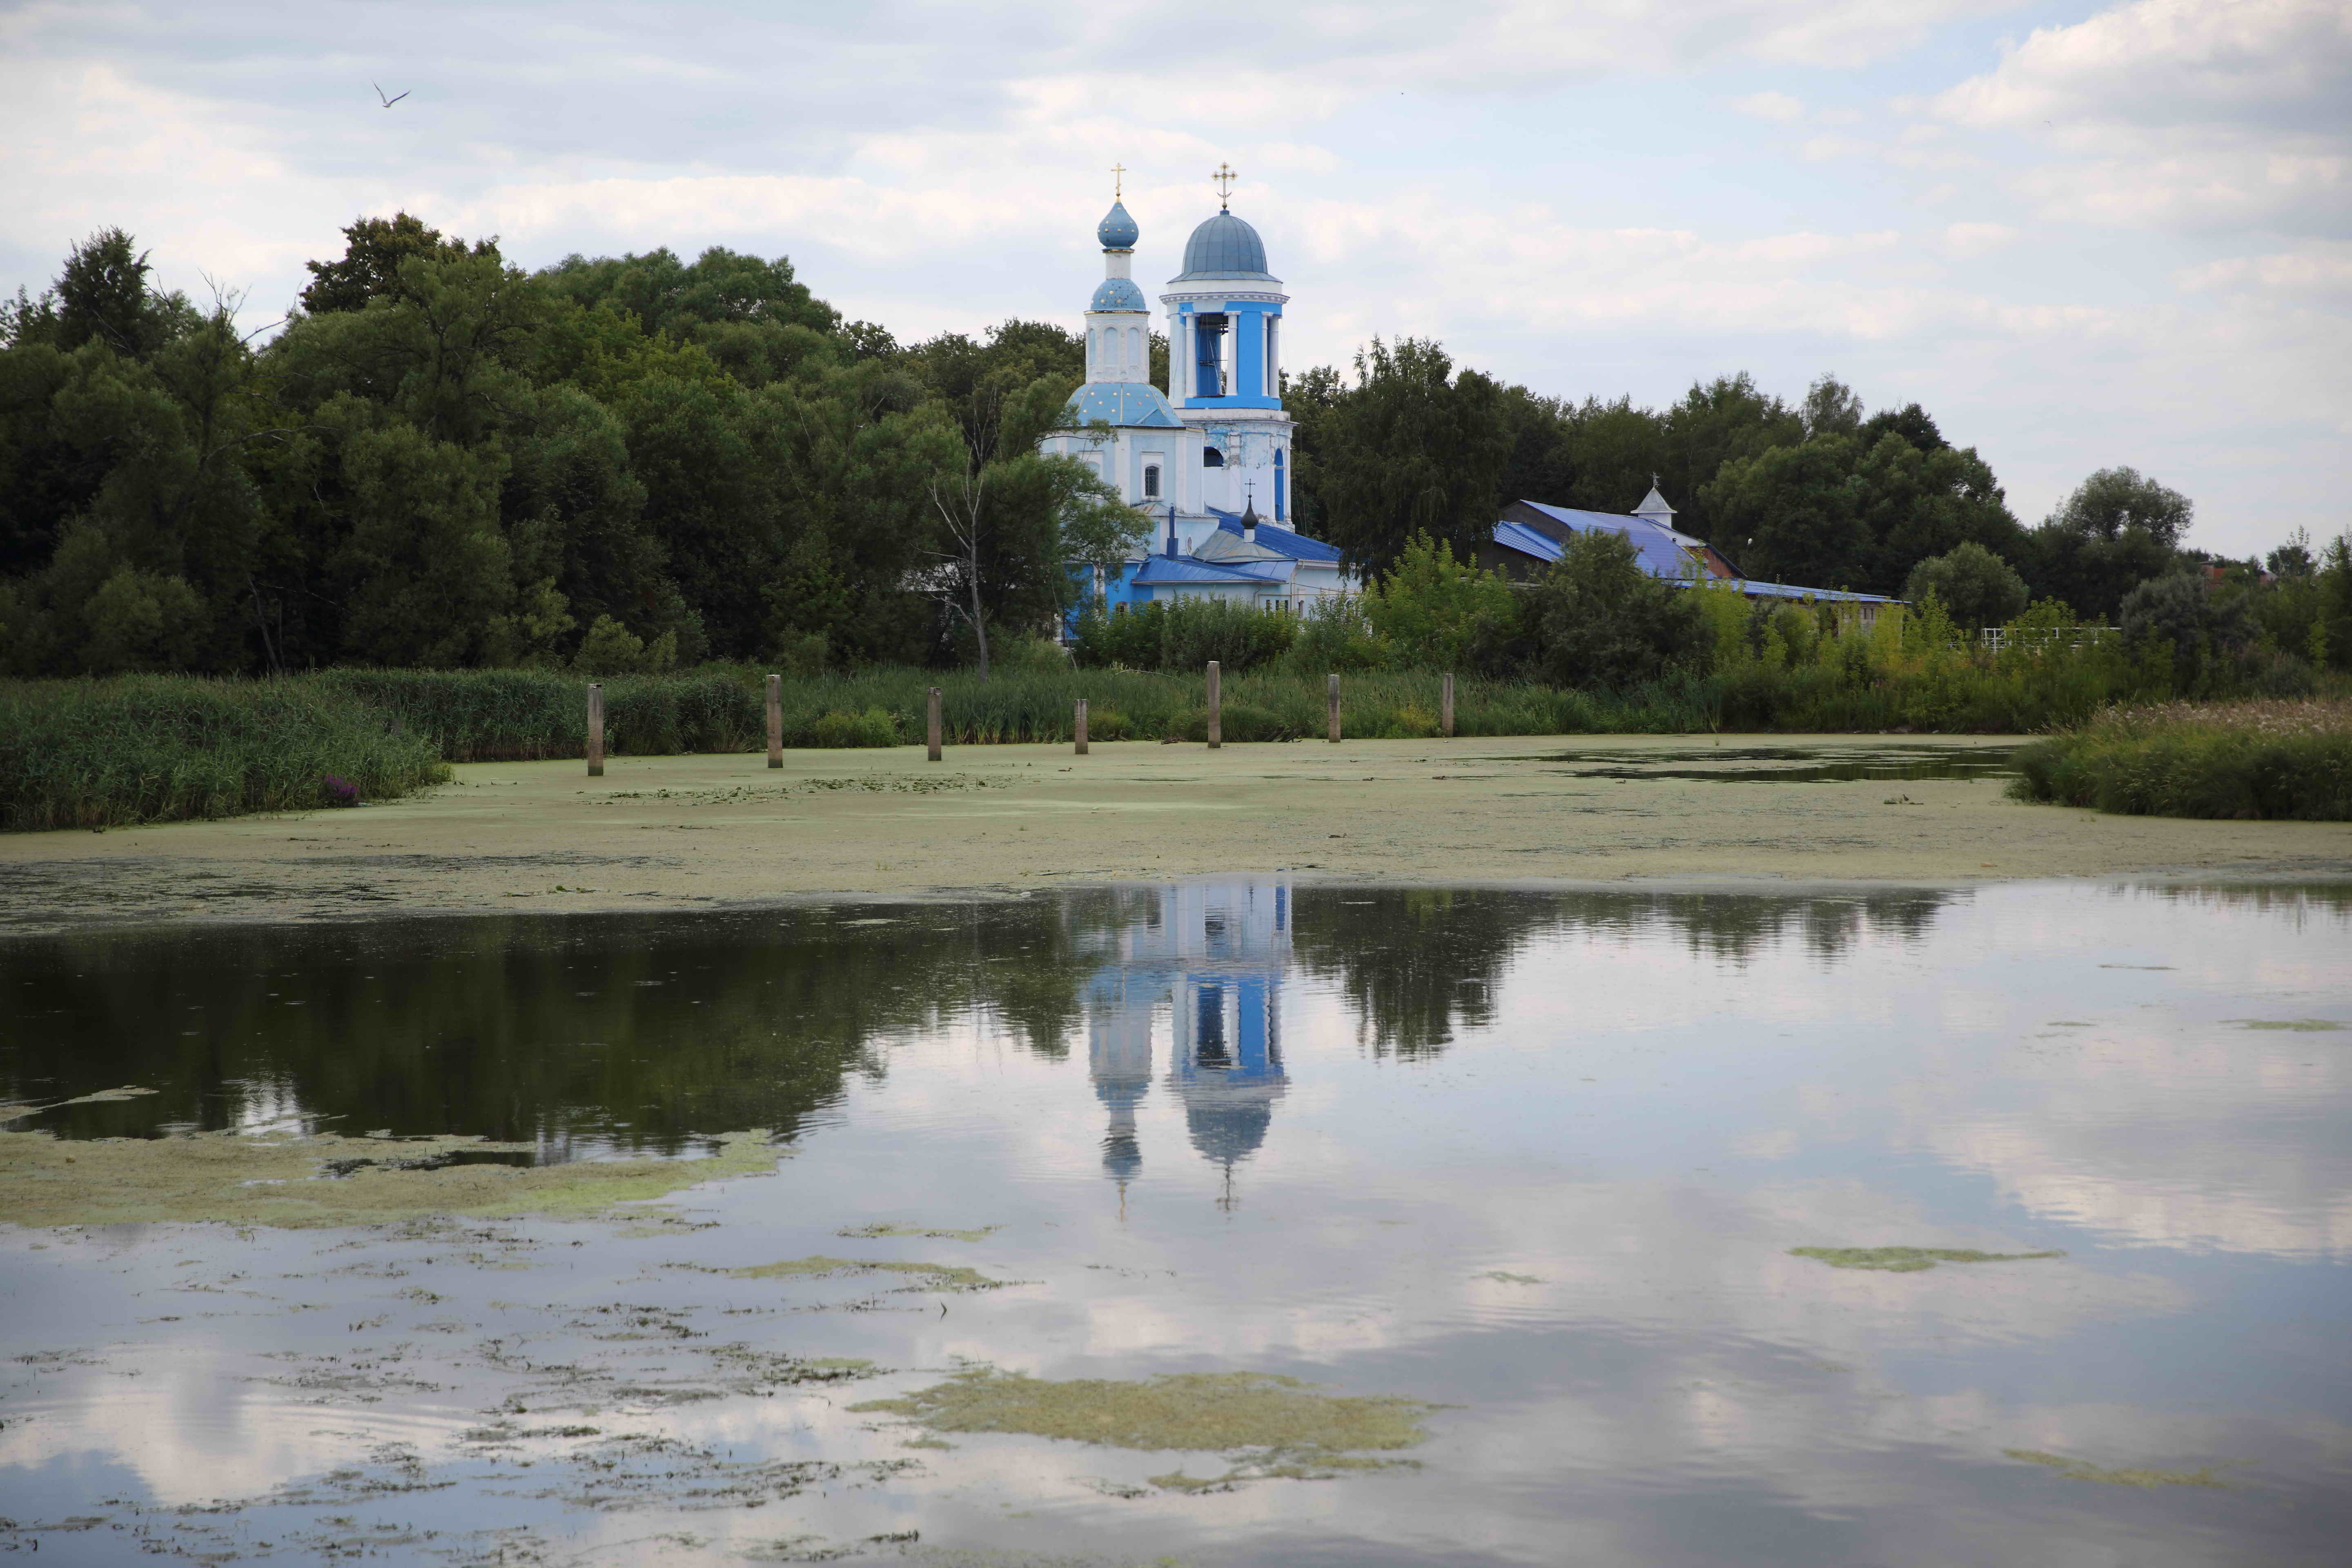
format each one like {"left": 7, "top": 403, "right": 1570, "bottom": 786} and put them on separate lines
{"left": 765, "top": 673, "right": 783, "bottom": 768}
{"left": 926, "top": 686, "right": 942, "bottom": 762}
{"left": 1441, "top": 673, "right": 1455, "bottom": 739}
{"left": 1074, "top": 698, "right": 1089, "bottom": 755}
{"left": 1326, "top": 673, "right": 1341, "bottom": 744}
{"left": 586, "top": 683, "right": 605, "bottom": 777}
{"left": 1205, "top": 660, "right": 1221, "bottom": 749}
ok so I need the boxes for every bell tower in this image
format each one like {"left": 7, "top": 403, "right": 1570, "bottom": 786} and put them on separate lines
{"left": 1162, "top": 164, "right": 1295, "bottom": 521}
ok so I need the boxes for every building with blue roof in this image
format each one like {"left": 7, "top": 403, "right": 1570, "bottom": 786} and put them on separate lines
{"left": 1044, "top": 167, "right": 1356, "bottom": 630}
{"left": 1482, "top": 489, "right": 1899, "bottom": 625}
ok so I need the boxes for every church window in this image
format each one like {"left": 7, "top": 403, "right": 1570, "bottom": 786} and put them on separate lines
{"left": 1127, "top": 326, "right": 1140, "bottom": 366}
{"left": 1203, "top": 447, "right": 1225, "bottom": 468}
{"left": 1273, "top": 449, "right": 1286, "bottom": 520}
{"left": 1143, "top": 463, "right": 1161, "bottom": 498}
{"left": 1264, "top": 317, "right": 1279, "bottom": 395}
{"left": 1194, "top": 314, "right": 1227, "bottom": 397}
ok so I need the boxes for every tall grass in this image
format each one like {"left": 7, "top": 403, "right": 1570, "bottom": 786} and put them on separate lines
{"left": 0, "top": 677, "right": 448, "bottom": 832}
{"left": 2010, "top": 699, "right": 2352, "bottom": 820}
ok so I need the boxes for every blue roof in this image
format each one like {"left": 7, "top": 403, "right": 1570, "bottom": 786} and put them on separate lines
{"left": 1174, "top": 211, "right": 1275, "bottom": 282}
{"left": 1067, "top": 381, "right": 1180, "bottom": 428}
{"left": 1208, "top": 510, "right": 1342, "bottom": 562}
{"left": 1090, "top": 276, "right": 1146, "bottom": 312}
{"left": 1727, "top": 580, "right": 1897, "bottom": 604}
{"left": 1505, "top": 502, "right": 1694, "bottom": 579}
{"left": 1491, "top": 519, "right": 1562, "bottom": 564}
{"left": 1097, "top": 200, "right": 1139, "bottom": 250}
{"left": 1131, "top": 556, "right": 1270, "bottom": 586}
{"left": 1490, "top": 514, "right": 1893, "bottom": 603}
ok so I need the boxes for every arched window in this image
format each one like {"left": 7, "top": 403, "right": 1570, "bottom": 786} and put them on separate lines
{"left": 1273, "top": 449, "right": 1286, "bottom": 521}
{"left": 1143, "top": 463, "right": 1161, "bottom": 499}
{"left": 1127, "top": 326, "right": 1141, "bottom": 366}
{"left": 1203, "top": 447, "right": 1225, "bottom": 468}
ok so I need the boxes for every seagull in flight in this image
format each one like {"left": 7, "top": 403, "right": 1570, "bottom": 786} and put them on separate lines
{"left": 373, "top": 82, "right": 409, "bottom": 108}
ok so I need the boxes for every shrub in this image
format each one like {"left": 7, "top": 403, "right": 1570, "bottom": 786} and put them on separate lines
{"left": 1905, "top": 542, "right": 2029, "bottom": 631}
{"left": 1284, "top": 597, "right": 1388, "bottom": 673}
{"left": 2011, "top": 698, "right": 2352, "bottom": 820}
{"left": 1361, "top": 533, "right": 1519, "bottom": 669}
{"left": 803, "top": 707, "right": 901, "bottom": 748}
{"left": 1525, "top": 530, "right": 1709, "bottom": 688}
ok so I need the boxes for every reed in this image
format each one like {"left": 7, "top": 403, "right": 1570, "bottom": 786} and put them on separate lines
{"left": 2010, "top": 698, "right": 2352, "bottom": 820}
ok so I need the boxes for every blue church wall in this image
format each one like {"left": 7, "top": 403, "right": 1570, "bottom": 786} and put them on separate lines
{"left": 1174, "top": 301, "right": 1283, "bottom": 411}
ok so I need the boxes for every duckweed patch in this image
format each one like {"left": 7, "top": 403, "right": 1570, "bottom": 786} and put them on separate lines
{"left": 699, "top": 1256, "right": 1006, "bottom": 1292}
{"left": 846, "top": 1367, "right": 1437, "bottom": 1477}
{"left": 1790, "top": 1246, "right": 2066, "bottom": 1273}
{"left": 0, "top": 1127, "right": 778, "bottom": 1229}
{"left": 1480, "top": 1271, "right": 1543, "bottom": 1284}
{"left": 2005, "top": 1449, "right": 2233, "bottom": 1488}
{"left": 2225, "top": 1018, "right": 2346, "bottom": 1031}
{"left": 838, "top": 1222, "right": 1004, "bottom": 1242}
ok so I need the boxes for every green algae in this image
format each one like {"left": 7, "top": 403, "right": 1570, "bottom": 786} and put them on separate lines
{"left": 701, "top": 1255, "right": 1005, "bottom": 1291}
{"left": 838, "top": 1222, "right": 1004, "bottom": 1242}
{"left": 1479, "top": 1270, "right": 1543, "bottom": 1284}
{"left": 0, "top": 1127, "right": 779, "bottom": 1230}
{"left": 1791, "top": 1246, "right": 2067, "bottom": 1273}
{"left": 2005, "top": 1448, "right": 2233, "bottom": 1488}
{"left": 2225, "top": 1018, "right": 2346, "bottom": 1031}
{"left": 846, "top": 1366, "right": 1437, "bottom": 1477}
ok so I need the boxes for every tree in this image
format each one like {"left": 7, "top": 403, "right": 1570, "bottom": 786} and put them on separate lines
{"left": 1361, "top": 532, "right": 1520, "bottom": 670}
{"left": 1314, "top": 337, "right": 1512, "bottom": 576}
{"left": 301, "top": 213, "right": 493, "bottom": 315}
{"left": 1659, "top": 373, "right": 1803, "bottom": 546}
{"left": 1702, "top": 437, "right": 1871, "bottom": 588}
{"left": 1905, "top": 542, "right": 2028, "bottom": 629}
{"left": 2120, "top": 572, "right": 2249, "bottom": 668}
{"left": 1524, "top": 529, "right": 1708, "bottom": 688}
{"left": 2027, "top": 466, "right": 2192, "bottom": 620}
{"left": 1800, "top": 374, "right": 1863, "bottom": 440}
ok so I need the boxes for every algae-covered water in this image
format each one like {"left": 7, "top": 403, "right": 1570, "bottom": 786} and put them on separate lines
{"left": 2, "top": 880, "right": 2348, "bottom": 1565}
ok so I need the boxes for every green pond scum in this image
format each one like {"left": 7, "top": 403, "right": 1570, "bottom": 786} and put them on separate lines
{"left": 2226, "top": 1018, "right": 2347, "bottom": 1031}
{"left": 702, "top": 1255, "right": 1008, "bottom": 1291}
{"left": 2005, "top": 1449, "right": 2235, "bottom": 1488}
{"left": 1790, "top": 1246, "right": 2068, "bottom": 1272}
{"left": 847, "top": 1367, "right": 1438, "bottom": 1484}
{"left": 0, "top": 1125, "right": 779, "bottom": 1229}
{"left": 840, "top": 1222, "right": 1006, "bottom": 1241}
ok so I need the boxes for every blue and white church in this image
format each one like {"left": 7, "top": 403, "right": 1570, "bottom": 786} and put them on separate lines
{"left": 1043, "top": 169, "right": 1352, "bottom": 621}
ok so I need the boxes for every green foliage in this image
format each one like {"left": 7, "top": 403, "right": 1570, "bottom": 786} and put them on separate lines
{"left": 0, "top": 676, "right": 447, "bottom": 831}
{"left": 1524, "top": 530, "right": 1709, "bottom": 688}
{"left": 1283, "top": 596, "right": 1388, "bottom": 673}
{"left": 2011, "top": 699, "right": 2352, "bottom": 820}
{"left": 299, "top": 212, "right": 496, "bottom": 316}
{"left": 805, "top": 707, "right": 900, "bottom": 747}
{"left": 1360, "top": 533, "right": 1519, "bottom": 669}
{"left": 1312, "top": 337, "right": 1512, "bottom": 575}
{"left": 1906, "top": 542, "right": 2030, "bottom": 630}
{"left": 1071, "top": 599, "right": 1296, "bottom": 673}
{"left": 572, "top": 612, "right": 679, "bottom": 676}
{"left": 2026, "top": 467, "right": 2193, "bottom": 620}
{"left": 2119, "top": 573, "right": 2250, "bottom": 668}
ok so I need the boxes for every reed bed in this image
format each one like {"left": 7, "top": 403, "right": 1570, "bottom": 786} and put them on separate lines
{"left": 2010, "top": 698, "right": 2352, "bottom": 820}
{"left": 0, "top": 677, "right": 448, "bottom": 832}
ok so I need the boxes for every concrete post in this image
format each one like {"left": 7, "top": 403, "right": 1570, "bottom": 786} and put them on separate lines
{"left": 765, "top": 673, "right": 783, "bottom": 768}
{"left": 1206, "top": 660, "right": 1222, "bottom": 749}
{"left": 1327, "top": 673, "right": 1341, "bottom": 744}
{"left": 586, "top": 683, "right": 605, "bottom": 777}
{"left": 926, "top": 687, "right": 942, "bottom": 763}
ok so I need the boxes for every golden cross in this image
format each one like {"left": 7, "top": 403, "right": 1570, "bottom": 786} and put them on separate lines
{"left": 1213, "top": 161, "right": 1237, "bottom": 207}
{"left": 1110, "top": 162, "right": 1127, "bottom": 198}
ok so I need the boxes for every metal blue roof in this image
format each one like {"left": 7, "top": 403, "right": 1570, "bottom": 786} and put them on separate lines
{"left": 1725, "top": 580, "right": 1897, "bottom": 604}
{"left": 1506, "top": 502, "right": 1694, "bottom": 579}
{"left": 1208, "top": 510, "right": 1342, "bottom": 562}
{"left": 1174, "top": 211, "right": 1276, "bottom": 282}
{"left": 1089, "top": 276, "right": 1147, "bottom": 312}
{"left": 1131, "top": 556, "right": 1270, "bottom": 586}
{"left": 1491, "top": 519, "right": 1562, "bottom": 564}
{"left": 1097, "top": 200, "right": 1139, "bottom": 250}
{"left": 1067, "top": 381, "right": 1180, "bottom": 428}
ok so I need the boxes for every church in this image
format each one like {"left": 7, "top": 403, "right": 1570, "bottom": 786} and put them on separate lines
{"left": 1045, "top": 169, "right": 1900, "bottom": 628}
{"left": 1042, "top": 169, "right": 1352, "bottom": 618}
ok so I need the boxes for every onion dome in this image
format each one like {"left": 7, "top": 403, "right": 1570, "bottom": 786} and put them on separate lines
{"left": 1096, "top": 200, "right": 1139, "bottom": 250}
{"left": 1174, "top": 211, "right": 1274, "bottom": 282}
{"left": 1089, "top": 276, "right": 1147, "bottom": 312}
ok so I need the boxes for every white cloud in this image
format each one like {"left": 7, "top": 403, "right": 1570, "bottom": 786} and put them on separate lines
{"left": 1933, "top": 0, "right": 2352, "bottom": 232}
{"left": 2178, "top": 239, "right": 2352, "bottom": 294}
{"left": 1733, "top": 90, "right": 1807, "bottom": 122}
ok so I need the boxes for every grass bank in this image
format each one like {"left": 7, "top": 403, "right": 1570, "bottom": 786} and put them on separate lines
{"left": 0, "top": 677, "right": 447, "bottom": 832}
{"left": 2010, "top": 699, "right": 2352, "bottom": 820}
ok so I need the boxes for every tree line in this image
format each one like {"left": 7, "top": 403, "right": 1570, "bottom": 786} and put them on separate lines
{"left": 2, "top": 217, "right": 2340, "bottom": 681}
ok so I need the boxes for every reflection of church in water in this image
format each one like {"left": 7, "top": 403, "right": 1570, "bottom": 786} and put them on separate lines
{"left": 1087, "top": 882, "right": 1288, "bottom": 1204}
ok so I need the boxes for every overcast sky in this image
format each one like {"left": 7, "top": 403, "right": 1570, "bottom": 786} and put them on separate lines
{"left": 2, "top": 0, "right": 2344, "bottom": 558}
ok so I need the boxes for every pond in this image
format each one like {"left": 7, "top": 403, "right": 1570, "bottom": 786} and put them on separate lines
{"left": 2, "top": 879, "right": 2347, "bottom": 1565}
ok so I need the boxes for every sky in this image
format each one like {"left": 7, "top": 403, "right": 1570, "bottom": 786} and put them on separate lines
{"left": 1, "top": 0, "right": 2345, "bottom": 559}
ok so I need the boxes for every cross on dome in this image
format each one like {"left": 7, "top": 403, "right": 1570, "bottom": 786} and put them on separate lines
{"left": 1213, "top": 162, "right": 1236, "bottom": 209}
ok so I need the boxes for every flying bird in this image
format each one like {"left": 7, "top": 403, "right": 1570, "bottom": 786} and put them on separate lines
{"left": 373, "top": 82, "right": 409, "bottom": 108}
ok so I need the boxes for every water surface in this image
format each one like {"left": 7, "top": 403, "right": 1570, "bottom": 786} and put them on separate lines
{"left": 2, "top": 879, "right": 2347, "bottom": 1565}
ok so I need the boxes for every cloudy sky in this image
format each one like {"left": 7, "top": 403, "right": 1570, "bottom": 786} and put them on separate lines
{"left": 2, "top": 0, "right": 2344, "bottom": 557}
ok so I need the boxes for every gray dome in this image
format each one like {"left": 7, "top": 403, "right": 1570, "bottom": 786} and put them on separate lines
{"left": 1090, "top": 276, "right": 1147, "bottom": 312}
{"left": 1174, "top": 211, "right": 1275, "bottom": 282}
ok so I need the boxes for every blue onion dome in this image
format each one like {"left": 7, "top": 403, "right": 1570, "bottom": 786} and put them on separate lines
{"left": 1174, "top": 210, "right": 1275, "bottom": 281}
{"left": 1096, "top": 200, "right": 1139, "bottom": 250}
{"left": 1089, "top": 276, "right": 1147, "bottom": 312}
